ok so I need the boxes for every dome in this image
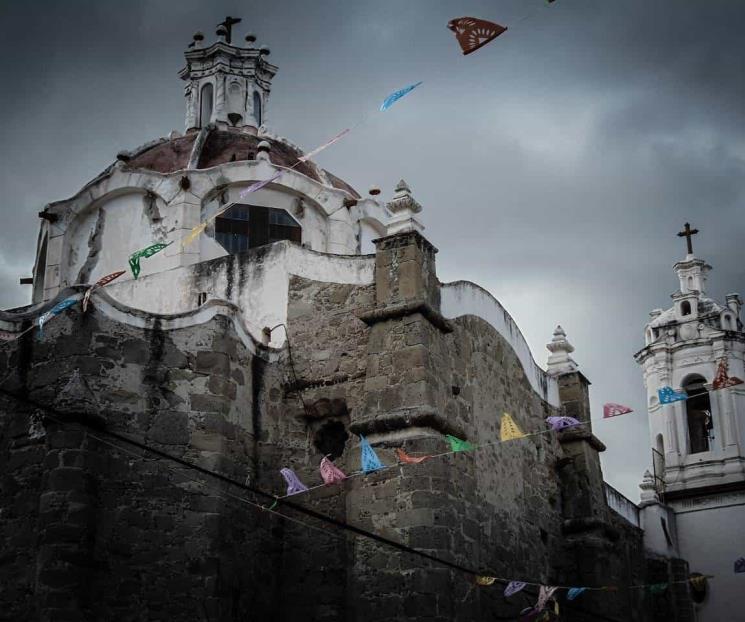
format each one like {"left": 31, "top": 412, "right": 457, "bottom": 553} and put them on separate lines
{"left": 122, "top": 128, "right": 360, "bottom": 198}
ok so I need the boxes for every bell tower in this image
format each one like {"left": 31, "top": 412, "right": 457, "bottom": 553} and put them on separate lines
{"left": 635, "top": 224, "right": 745, "bottom": 622}
{"left": 179, "top": 17, "right": 278, "bottom": 133}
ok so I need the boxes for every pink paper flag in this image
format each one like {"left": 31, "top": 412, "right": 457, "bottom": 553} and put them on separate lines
{"left": 319, "top": 455, "right": 347, "bottom": 485}
{"left": 298, "top": 128, "right": 351, "bottom": 162}
{"left": 536, "top": 585, "right": 558, "bottom": 611}
{"left": 603, "top": 403, "right": 633, "bottom": 418}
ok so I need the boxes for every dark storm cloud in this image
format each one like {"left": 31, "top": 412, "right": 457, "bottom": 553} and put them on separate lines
{"left": 0, "top": 0, "right": 743, "bottom": 498}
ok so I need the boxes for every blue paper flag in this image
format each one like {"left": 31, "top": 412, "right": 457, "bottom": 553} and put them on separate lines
{"left": 567, "top": 587, "right": 587, "bottom": 601}
{"left": 658, "top": 386, "right": 687, "bottom": 404}
{"left": 38, "top": 298, "right": 78, "bottom": 336}
{"left": 360, "top": 435, "right": 385, "bottom": 473}
{"left": 380, "top": 81, "right": 423, "bottom": 111}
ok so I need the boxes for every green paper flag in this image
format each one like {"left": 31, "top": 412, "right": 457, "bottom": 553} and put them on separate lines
{"left": 648, "top": 583, "right": 668, "bottom": 595}
{"left": 128, "top": 242, "right": 172, "bottom": 279}
{"left": 446, "top": 434, "right": 474, "bottom": 453}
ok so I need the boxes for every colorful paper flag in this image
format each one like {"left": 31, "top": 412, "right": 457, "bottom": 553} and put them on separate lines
{"left": 648, "top": 583, "right": 668, "bottom": 594}
{"left": 712, "top": 358, "right": 744, "bottom": 390}
{"left": 380, "top": 82, "right": 423, "bottom": 112}
{"left": 546, "top": 416, "right": 582, "bottom": 431}
{"left": 360, "top": 435, "right": 385, "bottom": 473}
{"left": 735, "top": 557, "right": 745, "bottom": 573}
{"left": 500, "top": 413, "right": 526, "bottom": 441}
{"left": 38, "top": 298, "right": 77, "bottom": 336}
{"left": 82, "top": 270, "right": 126, "bottom": 312}
{"left": 504, "top": 581, "right": 527, "bottom": 597}
{"left": 446, "top": 434, "right": 475, "bottom": 452}
{"left": 237, "top": 170, "right": 284, "bottom": 200}
{"left": 447, "top": 17, "right": 507, "bottom": 56}
{"left": 658, "top": 386, "right": 687, "bottom": 404}
{"left": 688, "top": 576, "right": 707, "bottom": 590}
{"left": 298, "top": 128, "right": 351, "bottom": 162}
{"left": 536, "top": 585, "right": 558, "bottom": 610}
{"left": 280, "top": 468, "right": 309, "bottom": 496}
{"left": 567, "top": 587, "right": 587, "bottom": 601}
{"left": 603, "top": 403, "right": 633, "bottom": 418}
{"left": 128, "top": 242, "right": 171, "bottom": 279}
{"left": 181, "top": 223, "right": 207, "bottom": 249}
{"left": 319, "top": 455, "right": 347, "bottom": 485}
{"left": 475, "top": 575, "right": 497, "bottom": 586}
{"left": 395, "top": 447, "right": 431, "bottom": 464}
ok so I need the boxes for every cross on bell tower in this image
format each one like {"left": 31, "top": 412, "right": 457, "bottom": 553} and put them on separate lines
{"left": 677, "top": 222, "right": 699, "bottom": 255}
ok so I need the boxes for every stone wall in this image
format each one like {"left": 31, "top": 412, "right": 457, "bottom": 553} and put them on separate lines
{"left": 0, "top": 231, "right": 697, "bottom": 621}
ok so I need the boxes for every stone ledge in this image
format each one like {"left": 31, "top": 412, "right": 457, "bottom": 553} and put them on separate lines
{"left": 349, "top": 406, "right": 463, "bottom": 439}
{"left": 557, "top": 428, "right": 606, "bottom": 452}
{"left": 357, "top": 300, "right": 453, "bottom": 334}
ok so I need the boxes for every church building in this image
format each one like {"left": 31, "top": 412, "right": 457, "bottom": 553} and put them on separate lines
{"left": 635, "top": 225, "right": 745, "bottom": 622}
{"left": 0, "top": 18, "right": 704, "bottom": 621}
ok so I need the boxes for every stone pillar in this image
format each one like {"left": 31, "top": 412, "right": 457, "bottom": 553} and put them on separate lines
{"left": 354, "top": 230, "right": 453, "bottom": 436}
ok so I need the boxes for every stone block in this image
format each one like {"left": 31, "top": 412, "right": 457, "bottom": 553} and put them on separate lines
{"left": 195, "top": 351, "right": 230, "bottom": 376}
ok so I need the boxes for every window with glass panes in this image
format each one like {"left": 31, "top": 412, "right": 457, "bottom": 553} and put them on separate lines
{"left": 215, "top": 203, "right": 301, "bottom": 254}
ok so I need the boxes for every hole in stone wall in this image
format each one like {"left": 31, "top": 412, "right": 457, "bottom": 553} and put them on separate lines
{"left": 313, "top": 420, "right": 349, "bottom": 460}
{"left": 540, "top": 528, "right": 548, "bottom": 544}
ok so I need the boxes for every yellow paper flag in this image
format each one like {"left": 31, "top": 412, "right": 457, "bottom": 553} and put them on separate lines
{"left": 181, "top": 223, "right": 207, "bottom": 249}
{"left": 475, "top": 576, "right": 497, "bottom": 586}
{"left": 500, "top": 413, "right": 525, "bottom": 441}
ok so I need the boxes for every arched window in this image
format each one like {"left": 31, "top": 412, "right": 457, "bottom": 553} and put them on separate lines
{"left": 215, "top": 203, "right": 301, "bottom": 254}
{"left": 681, "top": 300, "right": 692, "bottom": 316}
{"left": 200, "top": 83, "right": 214, "bottom": 126}
{"left": 253, "top": 91, "right": 262, "bottom": 126}
{"left": 687, "top": 276, "right": 694, "bottom": 290}
{"left": 722, "top": 313, "right": 735, "bottom": 331}
{"left": 683, "top": 375, "right": 712, "bottom": 454}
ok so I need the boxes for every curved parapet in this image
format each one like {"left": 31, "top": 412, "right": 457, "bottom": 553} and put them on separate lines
{"left": 440, "top": 280, "right": 559, "bottom": 406}
{"left": 0, "top": 286, "right": 278, "bottom": 361}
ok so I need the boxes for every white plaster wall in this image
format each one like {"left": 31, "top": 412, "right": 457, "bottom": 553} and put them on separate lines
{"left": 672, "top": 496, "right": 745, "bottom": 622}
{"left": 440, "top": 281, "right": 560, "bottom": 407}
{"left": 106, "top": 241, "right": 374, "bottom": 348}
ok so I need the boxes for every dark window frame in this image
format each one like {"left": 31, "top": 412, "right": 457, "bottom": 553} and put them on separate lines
{"left": 214, "top": 203, "right": 301, "bottom": 254}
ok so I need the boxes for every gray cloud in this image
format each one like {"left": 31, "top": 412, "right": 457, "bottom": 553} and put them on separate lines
{"left": 1, "top": 0, "right": 743, "bottom": 499}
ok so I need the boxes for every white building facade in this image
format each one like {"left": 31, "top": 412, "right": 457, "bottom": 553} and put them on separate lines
{"left": 635, "top": 229, "right": 745, "bottom": 621}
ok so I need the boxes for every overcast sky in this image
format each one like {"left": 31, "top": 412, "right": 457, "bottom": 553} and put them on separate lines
{"left": 1, "top": 0, "right": 743, "bottom": 500}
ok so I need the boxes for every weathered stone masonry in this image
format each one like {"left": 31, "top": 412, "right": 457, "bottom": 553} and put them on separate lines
{"left": 0, "top": 231, "right": 693, "bottom": 621}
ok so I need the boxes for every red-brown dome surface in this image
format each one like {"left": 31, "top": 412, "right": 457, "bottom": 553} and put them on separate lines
{"left": 124, "top": 129, "right": 359, "bottom": 198}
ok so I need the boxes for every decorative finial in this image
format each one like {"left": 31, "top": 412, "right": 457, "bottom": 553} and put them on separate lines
{"left": 639, "top": 469, "right": 660, "bottom": 504}
{"left": 259, "top": 45, "right": 271, "bottom": 56}
{"left": 368, "top": 186, "right": 381, "bottom": 196}
{"left": 245, "top": 33, "right": 257, "bottom": 45}
{"left": 385, "top": 179, "right": 424, "bottom": 235}
{"left": 546, "top": 325, "right": 578, "bottom": 376}
{"left": 677, "top": 222, "right": 699, "bottom": 256}
{"left": 189, "top": 31, "right": 204, "bottom": 49}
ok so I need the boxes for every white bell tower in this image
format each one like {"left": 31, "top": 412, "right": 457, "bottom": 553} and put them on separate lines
{"left": 180, "top": 17, "right": 278, "bottom": 133}
{"left": 634, "top": 223, "right": 745, "bottom": 622}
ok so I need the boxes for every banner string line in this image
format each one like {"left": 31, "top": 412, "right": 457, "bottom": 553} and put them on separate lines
{"left": 0, "top": 387, "right": 713, "bottom": 610}
{"left": 274, "top": 420, "right": 593, "bottom": 501}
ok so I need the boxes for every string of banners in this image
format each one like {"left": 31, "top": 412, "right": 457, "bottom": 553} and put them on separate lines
{"left": 274, "top": 413, "right": 717, "bottom": 620}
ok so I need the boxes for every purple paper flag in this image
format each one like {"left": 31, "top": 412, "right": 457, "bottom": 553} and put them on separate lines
{"left": 505, "top": 581, "right": 527, "bottom": 597}
{"left": 280, "top": 468, "right": 309, "bottom": 496}
{"left": 546, "top": 416, "right": 582, "bottom": 431}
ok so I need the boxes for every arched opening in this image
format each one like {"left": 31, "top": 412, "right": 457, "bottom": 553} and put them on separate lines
{"left": 681, "top": 300, "right": 692, "bottom": 316}
{"left": 722, "top": 313, "right": 735, "bottom": 331}
{"left": 313, "top": 420, "right": 349, "bottom": 460}
{"left": 687, "top": 276, "right": 694, "bottom": 290}
{"left": 646, "top": 328, "right": 655, "bottom": 345}
{"left": 253, "top": 91, "right": 262, "bottom": 126}
{"left": 200, "top": 83, "right": 214, "bottom": 126}
{"left": 683, "top": 375, "right": 712, "bottom": 454}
